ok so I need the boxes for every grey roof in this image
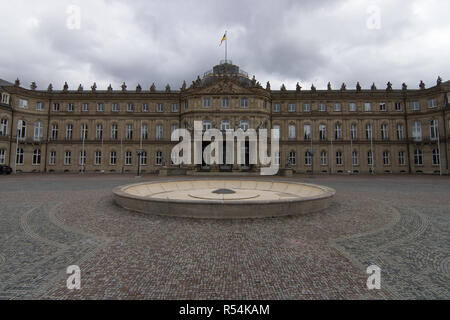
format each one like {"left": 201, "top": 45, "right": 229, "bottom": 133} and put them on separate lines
{"left": 0, "top": 79, "right": 14, "bottom": 87}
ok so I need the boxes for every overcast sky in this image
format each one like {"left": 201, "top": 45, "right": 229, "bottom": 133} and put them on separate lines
{"left": 1, "top": 0, "right": 449, "bottom": 91}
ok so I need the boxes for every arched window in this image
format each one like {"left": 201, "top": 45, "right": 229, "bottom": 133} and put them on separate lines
{"left": 334, "top": 123, "right": 342, "bottom": 140}
{"left": 34, "top": 122, "right": 43, "bottom": 141}
{"left": 350, "top": 123, "right": 357, "bottom": 140}
{"left": 381, "top": 124, "right": 389, "bottom": 140}
{"left": 319, "top": 124, "right": 327, "bottom": 140}
{"left": 288, "top": 124, "right": 296, "bottom": 139}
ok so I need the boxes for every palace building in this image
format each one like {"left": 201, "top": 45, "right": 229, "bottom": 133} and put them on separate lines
{"left": 0, "top": 60, "right": 449, "bottom": 175}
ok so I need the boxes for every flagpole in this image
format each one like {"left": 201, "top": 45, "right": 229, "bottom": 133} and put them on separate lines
{"left": 225, "top": 31, "right": 228, "bottom": 62}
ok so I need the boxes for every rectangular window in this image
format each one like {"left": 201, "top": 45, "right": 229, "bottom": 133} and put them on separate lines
{"left": 141, "top": 124, "right": 148, "bottom": 140}
{"left": 305, "top": 152, "right": 312, "bottom": 166}
{"left": 125, "top": 151, "right": 132, "bottom": 165}
{"left": 53, "top": 103, "right": 60, "bottom": 112}
{"left": 414, "top": 149, "right": 423, "bottom": 165}
{"left": 126, "top": 124, "right": 133, "bottom": 140}
{"left": 203, "top": 98, "right": 211, "bottom": 108}
{"left": 320, "top": 151, "right": 327, "bottom": 166}
{"left": 349, "top": 103, "right": 357, "bottom": 112}
{"left": 19, "top": 99, "right": 28, "bottom": 108}
{"left": 399, "top": 151, "right": 405, "bottom": 166}
{"left": 412, "top": 121, "right": 422, "bottom": 141}
{"left": 68, "top": 103, "right": 74, "bottom": 112}
{"left": 65, "top": 151, "right": 71, "bottom": 165}
{"left": 430, "top": 120, "right": 439, "bottom": 140}
{"left": 383, "top": 151, "right": 390, "bottom": 165}
{"left": 95, "top": 151, "right": 102, "bottom": 165}
{"left": 411, "top": 101, "right": 420, "bottom": 111}
{"left": 171, "top": 103, "right": 178, "bottom": 112}
{"left": 352, "top": 151, "right": 359, "bottom": 166}
{"left": 142, "top": 103, "right": 149, "bottom": 112}
{"left": 364, "top": 103, "right": 372, "bottom": 112}
{"left": 16, "top": 148, "right": 24, "bottom": 165}
{"left": 82, "top": 103, "right": 89, "bottom": 112}
{"left": 112, "top": 103, "right": 119, "bottom": 112}
{"left": 288, "top": 125, "right": 296, "bottom": 140}
{"left": 34, "top": 122, "right": 43, "bottom": 141}
{"left": 336, "top": 152, "right": 343, "bottom": 166}
{"left": 156, "top": 151, "right": 163, "bottom": 165}
{"left": 81, "top": 124, "right": 88, "bottom": 140}
{"left": 432, "top": 149, "right": 440, "bottom": 166}
{"left": 37, "top": 102, "right": 45, "bottom": 111}
{"left": 397, "top": 124, "right": 404, "bottom": 140}
{"left": 97, "top": 103, "right": 104, "bottom": 112}
{"left": 32, "top": 149, "right": 41, "bottom": 165}
{"left": 241, "top": 98, "right": 249, "bottom": 108}
{"left": 334, "top": 103, "right": 342, "bottom": 112}
{"left": 51, "top": 124, "right": 58, "bottom": 140}
{"left": 222, "top": 98, "right": 230, "bottom": 108}
{"left": 0, "top": 118, "right": 8, "bottom": 136}
{"left": 304, "top": 125, "right": 311, "bottom": 140}
{"left": 221, "top": 120, "right": 230, "bottom": 131}
{"left": 350, "top": 124, "right": 357, "bottom": 140}
{"left": 49, "top": 151, "right": 56, "bottom": 165}
{"left": 319, "top": 103, "right": 326, "bottom": 112}
{"left": 368, "top": 151, "right": 373, "bottom": 166}
{"left": 319, "top": 124, "right": 327, "bottom": 140}
{"left": 395, "top": 102, "right": 402, "bottom": 111}
{"left": 288, "top": 104, "right": 296, "bottom": 112}
{"left": 111, "top": 124, "right": 118, "bottom": 140}
{"left": 156, "top": 125, "right": 163, "bottom": 140}
{"left": 140, "top": 151, "right": 147, "bottom": 165}
{"left": 379, "top": 102, "right": 386, "bottom": 111}
{"left": 0, "top": 149, "right": 6, "bottom": 164}
{"left": 381, "top": 124, "right": 389, "bottom": 140}
{"left": 428, "top": 99, "right": 438, "bottom": 109}
{"left": 303, "top": 103, "right": 311, "bottom": 112}
{"left": 110, "top": 151, "right": 117, "bottom": 165}
{"left": 127, "top": 103, "right": 134, "bottom": 112}
{"left": 79, "top": 150, "right": 86, "bottom": 166}
{"left": 273, "top": 103, "right": 280, "bottom": 112}
{"left": 240, "top": 121, "right": 249, "bottom": 131}
{"left": 66, "top": 124, "right": 73, "bottom": 140}
{"left": 157, "top": 103, "right": 164, "bottom": 112}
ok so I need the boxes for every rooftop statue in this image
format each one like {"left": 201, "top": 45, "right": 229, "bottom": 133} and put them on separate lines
{"left": 341, "top": 82, "right": 346, "bottom": 91}
{"left": 327, "top": 82, "right": 332, "bottom": 90}
{"left": 150, "top": 83, "right": 156, "bottom": 92}
{"left": 386, "top": 81, "right": 392, "bottom": 91}
{"left": 266, "top": 81, "right": 271, "bottom": 91}
{"left": 280, "top": 84, "right": 286, "bottom": 91}
{"left": 30, "top": 82, "right": 37, "bottom": 90}
{"left": 165, "top": 84, "right": 171, "bottom": 92}
{"left": 296, "top": 82, "right": 301, "bottom": 92}
{"left": 136, "top": 84, "right": 142, "bottom": 92}
{"left": 356, "top": 82, "right": 362, "bottom": 91}
{"left": 419, "top": 80, "right": 425, "bottom": 90}
{"left": 47, "top": 83, "right": 53, "bottom": 92}
{"left": 371, "top": 83, "right": 377, "bottom": 91}
{"left": 402, "top": 83, "right": 407, "bottom": 90}
{"left": 181, "top": 80, "right": 186, "bottom": 91}
{"left": 91, "top": 82, "right": 97, "bottom": 92}
{"left": 63, "top": 82, "right": 69, "bottom": 92}
{"left": 437, "top": 76, "right": 442, "bottom": 85}
{"left": 107, "top": 84, "right": 113, "bottom": 92}
{"left": 78, "top": 84, "right": 83, "bottom": 92}
{"left": 121, "top": 82, "right": 127, "bottom": 92}
{"left": 14, "top": 78, "right": 20, "bottom": 86}
{"left": 311, "top": 84, "right": 316, "bottom": 92}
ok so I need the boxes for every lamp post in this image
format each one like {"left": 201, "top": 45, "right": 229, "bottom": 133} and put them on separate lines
{"left": 136, "top": 149, "right": 144, "bottom": 177}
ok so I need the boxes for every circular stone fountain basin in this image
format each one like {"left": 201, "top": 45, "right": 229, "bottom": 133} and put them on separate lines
{"left": 113, "top": 179, "right": 336, "bottom": 219}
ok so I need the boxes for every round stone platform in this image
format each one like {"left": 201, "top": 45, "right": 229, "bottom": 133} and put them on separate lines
{"left": 113, "top": 179, "right": 336, "bottom": 219}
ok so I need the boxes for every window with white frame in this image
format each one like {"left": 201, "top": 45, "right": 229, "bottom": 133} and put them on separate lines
{"left": 350, "top": 123, "right": 357, "bottom": 140}
{"left": 0, "top": 149, "right": 5, "bottom": 164}
{"left": 49, "top": 151, "right": 56, "bottom": 165}
{"left": 366, "top": 124, "right": 373, "bottom": 140}
{"left": 411, "top": 101, "right": 420, "bottom": 111}
{"left": 428, "top": 99, "right": 438, "bottom": 109}
{"left": 352, "top": 151, "right": 359, "bottom": 166}
{"left": 336, "top": 151, "right": 343, "bottom": 165}
{"left": 18, "top": 120, "right": 26, "bottom": 139}
{"left": 289, "top": 151, "right": 296, "bottom": 166}
{"left": 288, "top": 124, "right": 296, "bottom": 139}
{"left": 111, "top": 124, "right": 118, "bottom": 140}
{"left": 379, "top": 102, "right": 386, "bottom": 111}
{"left": 364, "top": 102, "right": 372, "bottom": 112}
{"left": 94, "top": 151, "right": 102, "bottom": 165}
{"left": 18, "top": 99, "right": 28, "bottom": 108}
{"left": 319, "top": 124, "right": 327, "bottom": 140}
{"left": 303, "top": 103, "right": 311, "bottom": 112}
{"left": 37, "top": 102, "right": 44, "bottom": 111}
{"left": 126, "top": 124, "right": 133, "bottom": 140}
{"left": 274, "top": 152, "right": 280, "bottom": 165}
{"left": 383, "top": 151, "right": 390, "bottom": 165}
{"left": 0, "top": 118, "right": 8, "bottom": 136}
{"left": 412, "top": 121, "right": 422, "bottom": 141}
{"left": 156, "top": 151, "right": 163, "bottom": 165}
{"left": 349, "top": 103, "right": 357, "bottom": 112}
{"left": 68, "top": 103, "right": 74, "bottom": 112}
{"left": 79, "top": 150, "right": 86, "bottom": 165}
{"left": 273, "top": 103, "right": 280, "bottom": 112}
{"left": 127, "top": 103, "right": 134, "bottom": 112}
{"left": 34, "top": 122, "right": 43, "bottom": 141}
{"left": 430, "top": 120, "right": 439, "bottom": 140}
{"left": 171, "top": 124, "right": 178, "bottom": 136}
{"left": 397, "top": 124, "right": 404, "bottom": 140}
{"left": 64, "top": 151, "right": 71, "bottom": 165}
{"left": 399, "top": 151, "right": 405, "bottom": 166}
{"left": 110, "top": 151, "right": 117, "bottom": 165}
{"left": 222, "top": 98, "right": 230, "bottom": 108}
{"left": 221, "top": 120, "right": 230, "bottom": 131}
{"left": 395, "top": 102, "right": 402, "bottom": 111}
{"left": 334, "top": 103, "right": 342, "bottom": 112}
{"left": 304, "top": 124, "right": 311, "bottom": 140}
{"left": 367, "top": 151, "right": 373, "bottom": 166}
{"left": 203, "top": 98, "right": 211, "bottom": 108}
{"left": 97, "top": 103, "right": 104, "bottom": 112}
{"left": 381, "top": 124, "right": 389, "bottom": 140}
{"left": 319, "top": 103, "right": 326, "bottom": 112}
{"left": 432, "top": 149, "right": 440, "bottom": 166}
{"left": 16, "top": 148, "right": 24, "bottom": 165}
{"left": 2, "top": 93, "right": 9, "bottom": 104}
{"left": 304, "top": 151, "right": 312, "bottom": 166}
{"left": 66, "top": 124, "right": 73, "bottom": 140}
{"left": 157, "top": 103, "right": 164, "bottom": 112}
{"left": 32, "top": 149, "right": 41, "bottom": 165}
{"left": 171, "top": 103, "right": 178, "bottom": 112}
{"left": 335, "top": 123, "right": 342, "bottom": 140}
{"left": 140, "top": 151, "right": 147, "bottom": 165}
{"left": 53, "top": 103, "right": 60, "bottom": 112}
{"left": 273, "top": 125, "right": 280, "bottom": 139}
{"left": 241, "top": 98, "right": 248, "bottom": 108}
{"left": 288, "top": 103, "right": 296, "bottom": 112}
{"left": 125, "top": 151, "right": 132, "bottom": 165}
{"left": 141, "top": 124, "right": 148, "bottom": 140}
{"left": 51, "top": 124, "right": 58, "bottom": 140}
{"left": 414, "top": 149, "right": 423, "bottom": 165}
{"left": 142, "top": 103, "right": 149, "bottom": 112}
{"left": 240, "top": 120, "right": 249, "bottom": 131}
{"left": 82, "top": 103, "right": 89, "bottom": 112}
{"left": 81, "top": 123, "right": 88, "bottom": 140}
{"left": 112, "top": 103, "right": 119, "bottom": 112}
{"left": 203, "top": 120, "right": 212, "bottom": 131}
{"left": 320, "top": 151, "right": 327, "bottom": 166}
{"left": 156, "top": 124, "right": 163, "bottom": 140}
{"left": 96, "top": 124, "right": 103, "bottom": 140}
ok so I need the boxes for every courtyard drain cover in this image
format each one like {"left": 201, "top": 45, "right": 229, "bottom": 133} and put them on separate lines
{"left": 212, "top": 188, "right": 236, "bottom": 194}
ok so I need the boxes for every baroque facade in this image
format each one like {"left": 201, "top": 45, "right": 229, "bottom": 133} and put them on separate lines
{"left": 0, "top": 61, "right": 449, "bottom": 175}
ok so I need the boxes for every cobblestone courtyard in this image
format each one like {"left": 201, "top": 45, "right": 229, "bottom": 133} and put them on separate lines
{"left": 0, "top": 174, "right": 448, "bottom": 300}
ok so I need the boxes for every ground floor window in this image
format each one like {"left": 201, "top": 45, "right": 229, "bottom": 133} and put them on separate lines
{"left": 414, "top": 149, "right": 423, "bottom": 166}
{"left": 367, "top": 151, "right": 373, "bottom": 166}
{"left": 320, "top": 151, "right": 327, "bottom": 166}
{"left": 289, "top": 151, "right": 296, "bottom": 166}
{"left": 49, "top": 151, "right": 56, "bottom": 165}
{"left": 432, "top": 149, "right": 440, "bottom": 166}
{"left": 140, "top": 151, "right": 147, "bottom": 165}
{"left": 156, "top": 151, "right": 163, "bottom": 165}
{"left": 95, "top": 151, "right": 102, "bottom": 165}
{"left": 65, "top": 151, "right": 71, "bottom": 165}
{"left": 383, "top": 151, "right": 390, "bottom": 166}
{"left": 79, "top": 150, "right": 86, "bottom": 166}
{"left": 32, "top": 149, "right": 41, "bottom": 165}
{"left": 125, "top": 151, "right": 132, "bottom": 165}
{"left": 352, "top": 151, "right": 359, "bottom": 166}
{"left": 304, "top": 151, "right": 311, "bottom": 166}
{"left": 336, "top": 151, "right": 343, "bottom": 166}
{"left": 398, "top": 151, "right": 405, "bottom": 166}
{"left": 0, "top": 149, "right": 5, "bottom": 164}
{"left": 16, "top": 148, "right": 24, "bottom": 165}
{"left": 110, "top": 151, "right": 117, "bottom": 165}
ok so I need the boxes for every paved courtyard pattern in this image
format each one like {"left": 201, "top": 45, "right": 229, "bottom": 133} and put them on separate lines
{"left": 0, "top": 174, "right": 448, "bottom": 299}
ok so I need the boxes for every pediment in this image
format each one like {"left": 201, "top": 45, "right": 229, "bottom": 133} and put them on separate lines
{"left": 191, "top": 78, "right": 256, "bottom": 95}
